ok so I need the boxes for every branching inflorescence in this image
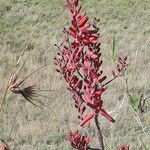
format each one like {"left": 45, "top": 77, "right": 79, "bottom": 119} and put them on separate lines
{"left": 54, "top": 0, "right": 127, "bottom": 149}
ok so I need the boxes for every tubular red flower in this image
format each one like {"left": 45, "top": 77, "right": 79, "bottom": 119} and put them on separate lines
{"left": 99, "top": 108, "right": 115, "bottom": 123}
{"left": 80, "top": 113, "right": 94, "bottom": 126}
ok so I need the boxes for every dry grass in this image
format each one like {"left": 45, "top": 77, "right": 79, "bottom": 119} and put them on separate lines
{"left": 0, "top": 0, "right": 150, "bottom": 149}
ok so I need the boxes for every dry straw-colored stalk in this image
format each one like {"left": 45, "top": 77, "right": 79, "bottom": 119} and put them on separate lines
{"left": 0, "top": 41, "right": 31, "bottom": 111}
{"left": 0, "top": 41, "right": 58, "bottom": 117}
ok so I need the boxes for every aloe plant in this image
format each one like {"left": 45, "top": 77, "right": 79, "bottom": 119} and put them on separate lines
{"left": 54, "top": 0, "right": 128, "bottom": 149}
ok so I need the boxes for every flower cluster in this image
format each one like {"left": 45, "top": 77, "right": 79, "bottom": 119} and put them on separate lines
{"left": 54, "top": 0, "right": 127, "bottom": 149}
{"left": 68, "top": 130, "right": 90, "bottom": 150}
{"left": 55, "top": 0, "right": 115, "bottom": 127}
{"left": 118, "top": 145, "right": 129, "bottom": 150}
{"left": 112, "top": 56, "right": 128, "bottom": 78}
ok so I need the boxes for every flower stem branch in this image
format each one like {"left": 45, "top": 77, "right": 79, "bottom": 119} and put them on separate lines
{"left": 94, "top": 115, "right": 104, "bottom": 150}
{"left": 88, "top": 147, "right": 100, "bottom": 150}
{"left": 102, "top": 77, "right": 116, "bottom": 88}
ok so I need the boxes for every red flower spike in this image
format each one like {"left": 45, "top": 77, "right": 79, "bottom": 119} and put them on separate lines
{"left": 54, "top": 1, "right": 129, "bottom": 150}
{"left": 55, "top": 0, "right": 117, "bottom": 141}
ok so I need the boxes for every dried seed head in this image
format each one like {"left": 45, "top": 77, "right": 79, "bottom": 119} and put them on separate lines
{"left": 8, "top": 74, "right": 17, "bottom": 87}
{"left": 8, "top": 74, "right": 37, "bottom": 105}
{"left": 20, "top": 85, "right": 36, "bottom": 101}
{"left": 8, "top": 74, "right": 23, "bottom": 92}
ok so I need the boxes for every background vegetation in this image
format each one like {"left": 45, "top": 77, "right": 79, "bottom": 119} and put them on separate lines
{"left": 0, "top": 0, "right": 149, "bottom": 149}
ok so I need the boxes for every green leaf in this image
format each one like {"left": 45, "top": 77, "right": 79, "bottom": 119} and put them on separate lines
{"left": 128, "top": 94, "right": 138, "bottom": 111}
{"left": 139, "top": 137, "right": 148, "bottom": 150}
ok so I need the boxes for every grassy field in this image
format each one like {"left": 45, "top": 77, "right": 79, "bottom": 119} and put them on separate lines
{"left": 0, "top": 0, "right": 150, "bottom": 149}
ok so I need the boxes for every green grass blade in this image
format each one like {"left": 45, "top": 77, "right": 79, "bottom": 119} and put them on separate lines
{"left": 139, "top": 137, "right": 148, "bottom": 150}
{"left": 128, "top": 94, "right": 138, "bottom": 111}
{"left": 112, "top": 34, "right": 116, "bottom": 61}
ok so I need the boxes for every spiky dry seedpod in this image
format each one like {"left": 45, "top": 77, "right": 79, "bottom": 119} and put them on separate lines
{"left": 8, "top": 73, "right": 38, "bottom": 106}
{"left": 6, "top": 72, "right": 59, "bottom": 114}
{"left": 0, "top": 140, "right": 10, "bottom": 150}
{"left": 19, "top": 85, "right": 36, "bottom": 101}
{"left": 0, "top": 41, "right": 56, "bottom": 113}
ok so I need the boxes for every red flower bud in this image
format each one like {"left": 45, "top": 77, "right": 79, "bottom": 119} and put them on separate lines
{"left": 80, "top": 113, "right": 94, "bottom": 126}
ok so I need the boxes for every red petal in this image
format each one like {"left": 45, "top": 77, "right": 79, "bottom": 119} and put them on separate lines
{"left": 112, "top": 70, "right": 116, "bottom": 78}
{"left": 78, "top": 15, "right": 88, "bottom": 28}
{"left": 99, "top": 109, "right": 115, "bottom": 123}
{"left": 69, "top": 27, "right": 77, "bottom": 35}
{"left": 76, "top": 5, "right": 81, "bottom": 14}
{"left": 83, "top": 94, "right": 94, "bottom": 108}
{"left": 80, "top": 106, "right": 86, "bottom": 115}
{"left": 73, "top": 0, "right": 79, "bottom": 6}
{"left": 80, "top": 24, "right": 90, "bottom": 32}
{"left": 71, "top": 20, "right": 77, "bottom": 30}
{"left": 86, "top": 49, "right": 97, "bottom": 59}
{"left": 80, "top": 113, "right": 94, "bottom": 126}
{"left": 67, "top": 27, "right": 77, "bottom": 38}
{"left": 82, "top": 29, "right": 97, "bottom": 34}
{"left": 74, "top": 80, "right": 83, "bottom": 89}
{"left": 83, "top": 39, "right": 97, "bottom": 45}
{"left": 94, "top": 88, "right": 106, "bottom": 97}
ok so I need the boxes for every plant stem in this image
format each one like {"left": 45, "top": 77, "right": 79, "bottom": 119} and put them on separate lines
{"left": 88, "top": 147, "right": 100, "bottom": 150}
{"left": 102, "top": 77, "right": 116, "bottom": 88}
{"left": 94, "top": 115, "right": 104, "bottom": 150}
